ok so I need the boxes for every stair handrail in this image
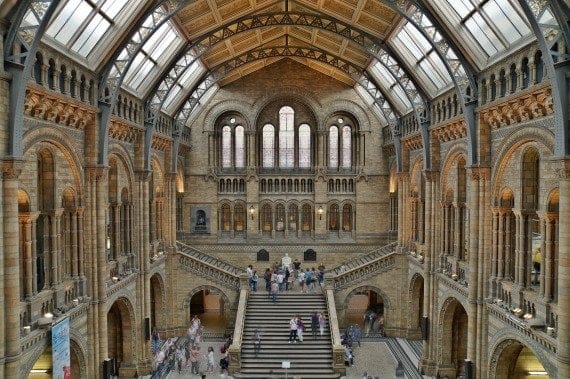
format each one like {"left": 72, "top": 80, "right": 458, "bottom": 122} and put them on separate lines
{"left": 228, "top": 285, "right": 249, "bottom": 375}
{"left": 324, "top": 288, "right": 347, "bottom": 377}
{"left": 331, "top": 243, "right": 399, "bottom": 291}
{"left": 329, "top": 242, "right": 398, "bottom": 275}
{"left": 176, "top": 241, "right": 245, "bottom": 290}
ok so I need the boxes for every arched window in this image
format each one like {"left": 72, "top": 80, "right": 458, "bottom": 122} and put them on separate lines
{"left": 288, "top": 204, "right": 298, "bottom": 231}
{"left": 221, "top": 126, "right": 232, "bottom": 168}
{"left": 298, "top": 124, "right": 311, "bottom": 168}
{"left": 279, "top": 106, "right": 295, "bottom": 168}
{"left": 221, "top": 203, "right": 231, "bottom": 231}
{"left": 342, "top": 204, "right": 352, "bottom": 231}
{"left": 235, "top": 125, "right": 245, "bottom": 168}
{"left": 262, "top": 124, "right": 275, "bottom": 168}
{"left": 261, "top": 204, "right": 272, "bottom": 233}
{"left": 329, "top": 204, "right": 339, "bottom": 230}
{"left": 301, "top": 204, "right": 312, "bottom": 231}
{"left": 234, "top": 203, "right": 245, "bottom": 232}
{"left": 276, "top": 204, "right": 285, "bottom": 231}
{"left": 342, "top": 126, "right": 352, "bottom": 168}
{"left": 329, "top": 126, "right": 339, "bottom": 168}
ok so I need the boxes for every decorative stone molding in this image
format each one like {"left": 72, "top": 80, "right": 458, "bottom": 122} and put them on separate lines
{"left": 402, "top": 133, "right": 423, "bottom": 150}
{"left": 479, "top": 83, "right": 553, "bottom": 129}
{"left": 354, "top": 167, "right": 368, "bottom": 182}
{"left": 431, "top": 117, "right": 467, "bottom": 142}
{"left": 204, "top": 167, "right": 217, "bottom": 182}
{"left": 85, "top": 165, "right": 107, "bottom": 182}
{"left": 2, "top": 158, "right": 23, "bottom": 179}
{"left": 151, "top": 134, "right": 172, "bottom": 152}
{"left": 245, "top": 166, "right": 258, "bottom": 182}
{"left": 315, "top": 166, "right": 328, "bottom": 182}
{"left": 109, "top": 118, "right": 142, "bottom": 144}
{"left": 24, "top": 84, "right": 96, "bottom": 129}
{"left": 333, "top": 255, "right": 396, "bottom": 290}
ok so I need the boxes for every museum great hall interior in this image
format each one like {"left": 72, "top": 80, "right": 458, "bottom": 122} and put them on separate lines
{"left": 0, "top": 0, "right": 568, "bottom": 378}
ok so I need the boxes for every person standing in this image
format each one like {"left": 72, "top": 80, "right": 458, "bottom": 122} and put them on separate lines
{"left": 253, "top": 329, "right": 261, "bottom": 356}
{"left": 206, "top": 346, "right": 215, "bottom": 373}
{"left": 297, "top": 315, "right": 305, "bottom": 342}
{"left": 251, "top": 270, "right": 258, "bottom": 292}
{"left": 318, "top": 312, "right": 326, "bottom": 336}
{"left": 288, "top": 315, "right": 299, "bottom": 343}
{"left": 271, "top": 280, "right": 279, "bottom": 303}
{"left": 311, "top": 311, "right": 319, "bottom": 339}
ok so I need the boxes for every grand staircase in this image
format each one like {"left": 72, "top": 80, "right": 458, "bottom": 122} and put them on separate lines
{"left": 236, "top": 292, "right": 340, "bottom": 378}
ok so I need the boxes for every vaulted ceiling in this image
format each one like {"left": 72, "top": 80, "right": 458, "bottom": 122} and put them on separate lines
{"left": 176, "top": 0, "right": 400, "bottom": 86}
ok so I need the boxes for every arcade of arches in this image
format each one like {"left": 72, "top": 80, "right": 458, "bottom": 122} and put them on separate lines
{"left": 0, "top": 1, "right": 568, "bottom": 378}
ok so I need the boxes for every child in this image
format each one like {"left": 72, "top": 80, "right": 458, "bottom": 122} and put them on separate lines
{"left": 206, "top": 346, "right": 215, "bottom": 373}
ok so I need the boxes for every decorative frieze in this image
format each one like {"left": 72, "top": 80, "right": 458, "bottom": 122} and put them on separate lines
{"left": 24, "top": 85, "right": 95, "bottom": 130}
{"left": 479, "top": 83, "right": 553, "bottom": 129}
{"left": 109, "top": 118, "right": 142, "bottom": 144}
{"left": 431, "top": 117, "right": 467, "bottom": 142}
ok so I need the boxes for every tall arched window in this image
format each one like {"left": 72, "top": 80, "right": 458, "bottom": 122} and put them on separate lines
{"left": 288, "top": 204, "right": 298, "bottom": 231}
{"left": 221, "top": 203, "right": 231, "bottom": 231}
{"left": 342, "top": 126, "right": 352, "bottom": 168}
{"left": 298, "top": 124, "right": 311, "bottom": 168}
{"left": 234, "top": 203, "right": 245, "bottom": 232}
{"left": 262, "top": 124, "right": 275, "bottom": 168}
{"left": 261, "top": 204, "right": 272, "bottom": 233}
{"left": 301, "top": 204, "right": 312, "bottom": 231}
{"left": 235, "top": 125, "right": 245, "bottom": 168}
{"left": 342, "top": 204, "right": 352, "bottom": 231}
{"left": 329, "top": 204, "right": 339, "bottom": 230}
{"left": 276, "top": 203, "right": 285, "bottom": 231}
{"left": 329, "top": 126, "right": 339, "bottom": 168}
{"left": 221, "top": 126, "right": 232, "bottom": 168}
{"left": 279, "top": 106, "right": 295, "bottom": 168}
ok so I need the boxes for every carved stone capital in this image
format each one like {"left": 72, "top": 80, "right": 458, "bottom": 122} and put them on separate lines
{"left": 468, "top": 166, "right": 491, "bottom": 181}
{"left": 85, "top": 165, "right": 108, "bottom": 182}
{"left": 2, "top": 158, "right": 23, "bottom": 180}
{"left": 423, "top": 170, "right": 440, "bottom": 182}
{"left": 135, "top": 170, "right": 152, "bottom": 182}
{"left": 397, "top": 172, "right": 410, "bottom": 182}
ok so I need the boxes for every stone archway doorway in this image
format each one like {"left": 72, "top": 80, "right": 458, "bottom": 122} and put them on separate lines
{"left": 438, "top": 298, "right": 468, "bottom": 378}
{"left": 493, "top": 340, "right": 549, "bottom": 378}
{"left": 107, "top": 299, "right": 134, "bottom": 376}
{"left": 346, "top": 288, "right": 385, "bottom": 336}
{"left": 27, "top": 342, "right": 82, "bottom": 378}
{"left": 188, "top": 288, "right": 227, "bottom": 334}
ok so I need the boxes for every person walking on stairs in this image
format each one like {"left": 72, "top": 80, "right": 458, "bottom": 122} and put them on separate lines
{"left": 288, "top": 315, "right": 299, "bottom": 343}
{"left": 311, "top": 311, "right": 319, "bottom": 339}
{"left": 297, "top": 315, "right": 305, "bottom": 342}
{"left": 253, "top": 329, "right": 261, "bottom": 356}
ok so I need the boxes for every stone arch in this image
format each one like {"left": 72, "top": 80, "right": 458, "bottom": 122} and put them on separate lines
{"left": 182, "top": 285, "right": 233, "bottom": 328}
{"left": 342, "top": 285, "right": 391, "bottom": 331}
{"left": 252, "top": 86, "right": 323, "bottom": 127}
{"left": 408, "top": 273, "right": 424, "bottom": 336}
{"left": 202, "top": 99, "right": 254, "bottom": 132}
{"left": 150, "top": 272, "right": 166, "bottom": 330}
{"left": 22, "top": 126, "right": 85, "bottom": 191}
{"left": 547, "top": 188, "right": 559, "bottom": 212}
{"left": 107, "top": 296, "right": 137, "bottom": 375}
{"left": 322, "top": 99, "right": 371, "bottom": 132}
{"left": 69, "top": 331, "right": 88, "bottom": 379}
{"left": 440, "top": 144, "right": 468, "bottom": 192}
{"left": 491, "top": 127, "right": 555, "bottom": 190}
{"left": 108, "top": 144, "right": 136, "bottom": 189}
{"left": 437, "top": 297, "right": 468, "bottom": 376}
{"left": 488, "top": 336, "right": 554, "bottom": 378}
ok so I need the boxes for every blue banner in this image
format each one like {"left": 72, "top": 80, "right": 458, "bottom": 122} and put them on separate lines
{"left": 51, "top": 317, "right": 71, "bottom": 379}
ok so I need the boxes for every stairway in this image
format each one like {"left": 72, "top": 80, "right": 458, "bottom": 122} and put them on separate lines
{"left": 237, "top": 292, "right": 339, "bottom": 378}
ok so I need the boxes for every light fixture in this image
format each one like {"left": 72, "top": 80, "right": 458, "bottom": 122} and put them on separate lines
{"left": 527, "top": 371, "right": 547, "bottom": 376}
{"left": 230, "top": 117, "right": 236, "bottom": 124}
{"left": 44, "top": 312, "right": 53, "bottom": 319}
{"left": 106, "top": 236, "right": 111, "bottom": 250}
{"left": 337, "top": 117, "right": 344, "bottom": 124}
{"left": 318, "top": 206, "right": 324, "bottom": 220}
{"left": 30, "top": 369, "right": 49, "bottom": 373}
{"left": 523, "top": 313, "right": 533, "bottom": 320}
{"left": 249, "top": 205, "right": 255, "bottom": 220}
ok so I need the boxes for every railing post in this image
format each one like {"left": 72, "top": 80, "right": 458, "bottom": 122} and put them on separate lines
{"left": 325, "top": 288, "right": 346, "bottom": 377}
{"left": 228, "top": 288, "right": 249, "bottom": 375}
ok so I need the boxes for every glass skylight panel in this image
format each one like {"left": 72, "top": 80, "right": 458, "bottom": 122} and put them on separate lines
{"left": 123, "top": 20, "right": 184, "bottom": 94}
{"left": 46, "top": 0, "right": 132, "bottom": 58}
{"left": 443, "top": 0, "right": 530, "bottom": 58}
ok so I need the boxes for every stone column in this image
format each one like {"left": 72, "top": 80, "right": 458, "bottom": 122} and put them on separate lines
{"left": 71, "top": 210, "right": 79, "bottom": 278}
{"left": 50, "top": 210, "right": 60, "bottom": 285}
{"left": 556, "top": 164, "right": 570, "bottom": 378}
{"left": 19, "top": 215, "right": 34, "bottom": 298}
{"left": 31, "top": 214, "right": 38, "bottom": 295}
{"left": 3, "top": 159, "right": 23, "bottom": 378}
{"left": 491, "top": 210, "right": 499, "bottom": 296}
{"left": 95, "top": 167, "right": 109, "bottom": 367}
{"left": 513, "top": 211, "right": 521, "bottom": 284}
{"left": 544, "top": 215, "right": 554, "bottom": 301}
{"left": 466, "top": 168, "right": 480, "bottom": 366}
{"left": 497, "top": 211, "right": 505, "bottom": 281}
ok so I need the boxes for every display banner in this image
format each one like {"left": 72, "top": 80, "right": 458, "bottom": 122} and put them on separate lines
{"left": 51, "top": 317, "right": 71, "bottom": 379}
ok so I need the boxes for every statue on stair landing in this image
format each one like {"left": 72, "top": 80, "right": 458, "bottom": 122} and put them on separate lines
{"left": 281, "top": 253, "right": 292, "bottom": 270}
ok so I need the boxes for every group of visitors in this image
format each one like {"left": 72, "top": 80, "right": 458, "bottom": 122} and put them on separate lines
{"left": 249, "top": 255, "right": 326, "bottom": 302}
{"left": 286, "top": 311, "right": 327, "bottom": 344}
{"left": 151, "top": 315, "right": 236, "bottom": 378}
